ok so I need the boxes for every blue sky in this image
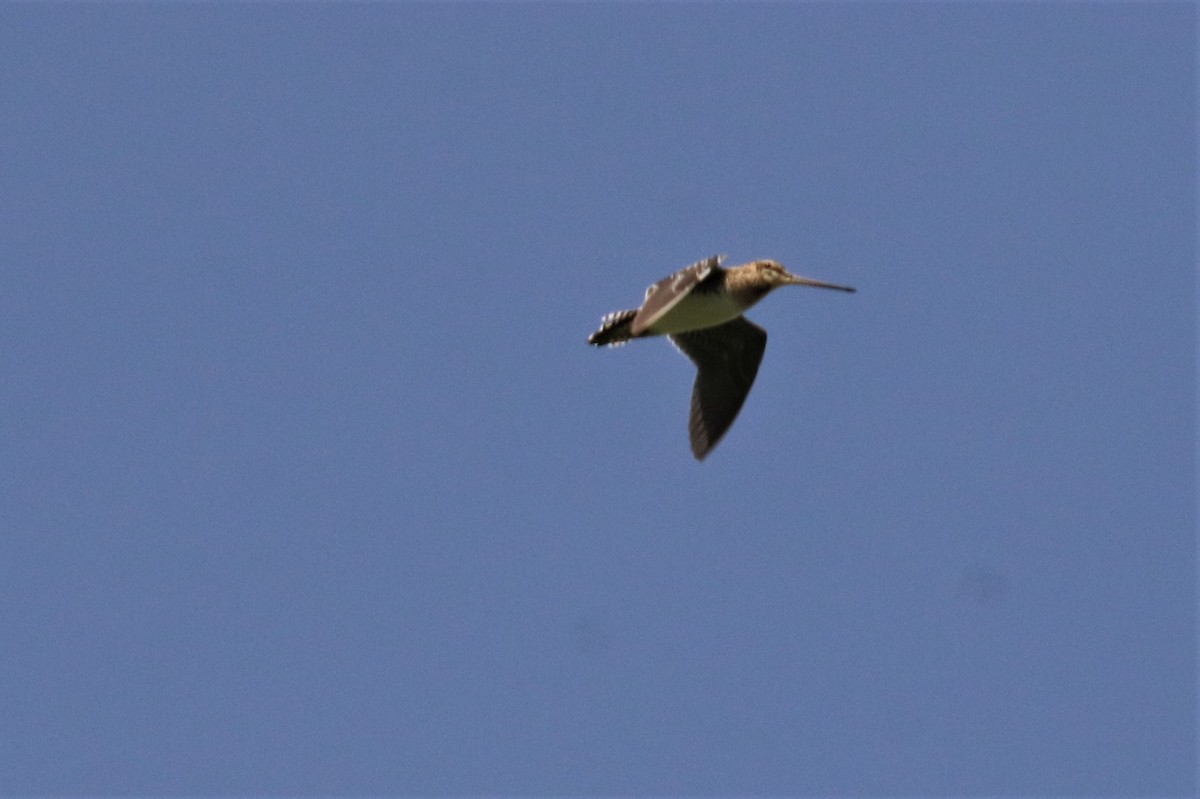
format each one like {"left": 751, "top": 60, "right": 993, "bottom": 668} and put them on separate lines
{"left": 1, "top": 4, "right": 1194, "bottom": 795}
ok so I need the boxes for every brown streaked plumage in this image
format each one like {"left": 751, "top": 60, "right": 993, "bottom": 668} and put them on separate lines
{"left": 588, "top": 254, "right": 855, "bottom": 460}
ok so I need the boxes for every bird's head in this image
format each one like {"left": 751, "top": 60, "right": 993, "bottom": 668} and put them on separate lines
{"left": 754, "top": 260, "right": 856, "bottom": 293}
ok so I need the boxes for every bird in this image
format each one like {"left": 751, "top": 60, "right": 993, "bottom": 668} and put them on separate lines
{"left": 588, "top": 254, "right": 855, "bottom": 460}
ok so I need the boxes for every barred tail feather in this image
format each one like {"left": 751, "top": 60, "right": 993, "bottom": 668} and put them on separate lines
{"left": 588, "top": 309, "right": 639, "bottom": 346}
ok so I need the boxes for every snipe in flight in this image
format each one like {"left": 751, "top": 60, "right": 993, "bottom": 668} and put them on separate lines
{"left": 588, "top": 254, "right": 855, "bottom": 460}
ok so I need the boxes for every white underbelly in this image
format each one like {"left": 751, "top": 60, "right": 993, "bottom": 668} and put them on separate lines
{"left": 648, "top": 293, "right": 745, "bottom": 334}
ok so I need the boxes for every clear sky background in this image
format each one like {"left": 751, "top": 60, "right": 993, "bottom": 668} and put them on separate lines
{"left": 1, "top": 4, "right": 1194, "bottom": 795}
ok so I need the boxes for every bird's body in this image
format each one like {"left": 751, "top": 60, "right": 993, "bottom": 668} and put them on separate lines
{"left": 588, "top": 255, "right": 854, "bottom": 460}
{"left": 640, "top": 287, "right": 747, "bottom": 334}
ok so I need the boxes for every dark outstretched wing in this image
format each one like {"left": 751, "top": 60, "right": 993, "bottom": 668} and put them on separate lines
{"left": 631, "top": 254, "right": 724, "bottom": 336}
{"left": 670, "top": 316, "right": 768, "bottom": 461}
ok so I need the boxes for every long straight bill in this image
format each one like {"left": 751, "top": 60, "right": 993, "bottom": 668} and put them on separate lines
{"left": 788, "top": 275, "right": 856, "bottom": 293}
